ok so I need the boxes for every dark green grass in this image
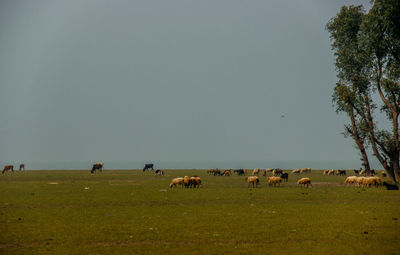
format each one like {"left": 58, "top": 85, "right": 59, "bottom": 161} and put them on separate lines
{"left": 0, "top": 170, "right": 399, "bottom": 254}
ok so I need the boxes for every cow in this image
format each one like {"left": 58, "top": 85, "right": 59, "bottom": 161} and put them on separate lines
{"left": 281, "top": 173, "right": 289, "bottom": 182}
{"left": 234, "top": 169, "right": 245, "bottom": 176}
{"left": 336, "top": 170, "right": 346, "bottom": 176}
{"left": 91, "top": 162, "right": 104, "bottom": 174}
{"left": 213, "top": 170, "right": 222, "bottom": 176}
{"left": 2, "top": 165, "right": 14, "bottom": 174}
{"left": 143, "top": 164, "right": 154, "bottom": 172}
{"left": 19, "top": 164, "right": 25, "bottom": 171}
{"left": 222, "top": 169, "right": 232, "bottom": 176}
{"left": 273, "top": 168, "right": 283, "bottom": 176}
{"left": 155, "top": 170, "right": 164, "bottom": 176}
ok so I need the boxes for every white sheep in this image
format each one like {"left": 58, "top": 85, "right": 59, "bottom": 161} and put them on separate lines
{"left": 362, "top": 176, "right": 380, "bottom": 187}
{"left": 246, "top": 176, "right": 259, "bottom": 188}
{"left": 267, "top": 177, "right": 282, "bottom": 187}
{"left": 344, "top": 176, "right": 357, "bottom": 186}
{"left": 292, "top": 169, "right": 301, "bottom": 174}
{"left": 297, "top": 177, "right": 312, "bottom": 188}
{"left": 169, "top": 177, "right": 184, "bottom": 188}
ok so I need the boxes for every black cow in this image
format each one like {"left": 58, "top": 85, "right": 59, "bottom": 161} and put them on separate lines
{"left": 383, "top": 182, "right": 399, "bottom": 190}
{"left": 337, "top": 170, "right": 346, "bottom": 176}
{"left": 281, "top": 173, "right": 289, "bottom": 182}
{"left": 234, "top": 169, "right": 245, "bottom": 176}
{"left": 91, "top": 163, "right": 103, "bottom": 174}
{"left": 143, "top": 164, "right": 154, "bottom": 172}
{"left": 213, "top": 170, "right": 222, "bottom": 176}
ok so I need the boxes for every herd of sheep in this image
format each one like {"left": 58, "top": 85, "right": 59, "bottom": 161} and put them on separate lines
{"left": 169, "top": 167, "right": 398, "bottom": 190}
{"left": 170, "top": 176, "right": 202, "bottom": 188}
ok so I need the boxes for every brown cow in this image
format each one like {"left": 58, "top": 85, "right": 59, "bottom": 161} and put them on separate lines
{"left": 19, "top": 164, "right": 25, "bottom": 171}
{"left": 2, "top": 165, "right": 14, "bottom": 174}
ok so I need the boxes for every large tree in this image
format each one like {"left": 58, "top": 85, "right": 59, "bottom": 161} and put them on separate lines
{"left": 327, "top": 0, "right": 400, "bottom": 182}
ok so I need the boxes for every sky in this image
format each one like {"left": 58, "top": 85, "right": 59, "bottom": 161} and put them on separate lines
{"left": 0, "top": 0, "right": 380, "bottom": 170}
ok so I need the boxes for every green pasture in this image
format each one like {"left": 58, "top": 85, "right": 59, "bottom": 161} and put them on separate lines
{"left": 0, "top": 170, "right": 399, "bottom": 254}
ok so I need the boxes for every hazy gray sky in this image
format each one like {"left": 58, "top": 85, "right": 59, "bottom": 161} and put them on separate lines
{"left": 1, "top": 0, "right": 377, "bottom": 169}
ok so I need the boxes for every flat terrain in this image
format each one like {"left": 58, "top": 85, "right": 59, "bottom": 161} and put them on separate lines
{"left": 0, "top": 170, "right": 399, "bottom": 254}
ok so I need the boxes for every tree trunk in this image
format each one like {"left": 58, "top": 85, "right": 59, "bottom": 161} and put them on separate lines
{"left": 349, "top": 109, "right": 371, "bottom": 171}
{"left": 391, "top": 152, "right": 400, "bottom": 183}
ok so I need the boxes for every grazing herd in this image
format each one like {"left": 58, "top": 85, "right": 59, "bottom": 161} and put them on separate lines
{"left": 2, "top": 163, "right": 398, "bottom": 191}
{"left": 2, "top": 164, "right": 25, "bottom": 174}
{"left": 170, "top": 176, "right": 201, "bottom": 188}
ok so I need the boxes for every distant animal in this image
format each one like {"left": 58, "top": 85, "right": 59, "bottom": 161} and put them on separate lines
{"left": 263, "top": 169, "right": 273, "bottom": 176}
{"left": 2, "top": 165, "right": 14, "bottom": 174}
{"left": 19, "top": 164, "right": 25, "bottom": 171}
{"left": 292, "top": 169, "right": 301, "bottom": 174}
{"left": 362, "top": 176, "right": 380, "bottom": 187}
{"left": 213, "top": 170, "right": 222, "bottom": 176}
{"left": 222, "top": 169, "right": 232, "bottom": 176}
{"left": 336, "top": 170, "right": 346, "bottom": 176}
{"left": 344, "top": 176, "right": 357, "bottom": 186}
{"left": 297, "top": 177, "right": 312, "bottom": 188}
{"left": 273, "top": 169, "right": 283, "bottom": 176}
{"left": 234, "top": 169, "right": 245, "bottom": 176}
{"left": 91, "top": 162, "right": 104, "bottom": 173}
{"left": 381, "top": 171, "right": 387, "bottom": 177}
{"left": 300, "top": 168, "right": 311, "bottom": 173}
{"left": 207, "top": 169, "right": 217, "bottom": 175}
{"left": 281, "top": 173, "right": 289, "bottom": 182}
{"left": 382, "top": 182, "right": 399, "bottom": 190}
{"left": 155, "top": 170, "right": 164, "bottom": 176}
{"left": 246, "top": 176, "right": 259, "bottom": 188}
{"left": 323, "top": 170, "right": 329, "bottom": 175}
{"left": 183, "top": 176, "right": 191, "bottom": 188}
{"left": 169, "top": 177, "right": 184, "bottom": 188}
{"left": 189, "top": 176, "right": 202, "bottom": 188}
{"left": 267, "top": 177, "right": 282, "bottom": 187}
{"left": 327, "top": 170, "right": 335, "bottom": 176}
{"left": 252, "top": 168, "right": 260, "bottom": 175}
{"left": 143, "top": 164, "right": 154, "bottom": 172}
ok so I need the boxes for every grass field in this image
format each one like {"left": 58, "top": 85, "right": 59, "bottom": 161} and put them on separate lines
{"left": 0, "top": 170, "right": 399, "bottom": 254}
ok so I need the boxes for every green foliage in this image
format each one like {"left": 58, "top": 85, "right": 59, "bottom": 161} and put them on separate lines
{"left": 328, "top": 0, "right": 400, "bottom": 180}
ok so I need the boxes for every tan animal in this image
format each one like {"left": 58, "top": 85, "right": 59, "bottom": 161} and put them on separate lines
{"left": 169, "top": 177, "right": 184, "bottom": 188}
{"left": 362, "top": 177, "right": 380, "bottom": 187}
{"left": 297, "top": 177, "right": 312, "bottom": 188}
{"left": 344, "top": 176, "right": 357, "bottom": 186}
{"left": 354, "top": 177, "right": 365, "bottom": 186}
{"left": 246, "top": 176, "right": 259, "bottom": 188}
{"left": 292, "top": 169, "right": 301, "bottom": 174}
{"left": 183, "top": 176, "right": 191, "bottom": 188}
{"left": 263, "top": 169, "right": 273, "bottom": 176}
{"left": 191, "top": 176, "right": 202, "bottom": 188}
{"left": 267, "top": 177, "right": 282, "bottom": 187}
{"left": 327, "top": 170, "right": 335, "bottom": 176}
{"left": 252, "top": 168, "right": 260, "bottom": 175}
{"left": 300, "top": 168, "right": 311, "bottom": 173}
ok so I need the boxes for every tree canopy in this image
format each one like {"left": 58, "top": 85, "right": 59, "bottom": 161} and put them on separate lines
{"left": 327, "top": 0, "right": 400, "bottom": 181}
